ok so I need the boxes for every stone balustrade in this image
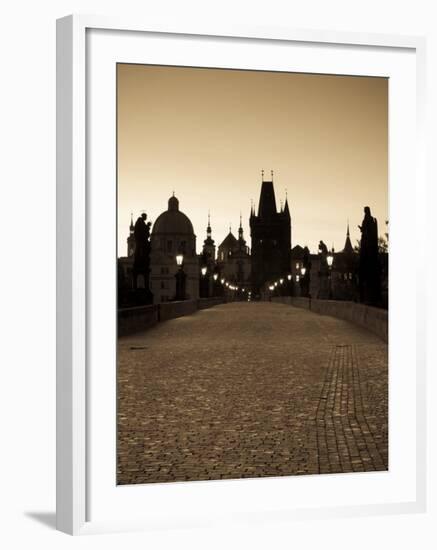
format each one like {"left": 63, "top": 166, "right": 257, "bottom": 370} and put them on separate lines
{"left": 272, "top": 296, "right": 388, "bottom": 342}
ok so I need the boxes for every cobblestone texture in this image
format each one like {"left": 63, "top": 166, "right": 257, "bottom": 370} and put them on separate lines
{"left": 117, "top": 302, "right": 388, "bottom": 484}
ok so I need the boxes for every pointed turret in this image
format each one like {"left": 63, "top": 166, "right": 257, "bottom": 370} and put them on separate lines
{"left": 283, "top": 189, "right": 290, "bottom": 219}
{"left": 343, "top": 221, "right": 354, "bottom": 255}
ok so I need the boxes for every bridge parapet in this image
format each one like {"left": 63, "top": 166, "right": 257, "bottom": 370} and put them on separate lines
{"left": 118, "top": 297, "right": 226, "bottom": 336}
{"left": 272, "top": 297, "right": 388, "bottom": 342}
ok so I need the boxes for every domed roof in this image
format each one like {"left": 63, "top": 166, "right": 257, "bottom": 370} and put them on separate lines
{"left": 152, "top": 195, "right": 195, "bottom": 236}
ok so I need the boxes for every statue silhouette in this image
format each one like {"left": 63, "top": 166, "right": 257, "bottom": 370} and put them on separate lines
{"left": 358, "top": 206, "right": 381, "bottom": 305}
{"left": 132, "top": 213, "right": 153, "bottom": 304}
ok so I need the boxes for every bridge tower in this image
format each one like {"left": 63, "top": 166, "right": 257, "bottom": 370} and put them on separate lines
{"left": 250, "top": 171, "right": 291, "bottom": 295}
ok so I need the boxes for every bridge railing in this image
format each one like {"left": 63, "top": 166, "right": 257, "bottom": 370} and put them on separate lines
{"left": 118, "top": 297, "right": 226, "bottom": 336}
{"left": 272, "top": 296, "right": 388, "bottom": 342}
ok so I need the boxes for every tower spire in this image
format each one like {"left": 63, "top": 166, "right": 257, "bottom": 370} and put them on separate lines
{"left": 207, "top": 210, "right": 212, "bottom": 237}
{"left": 343, "top": 219, "right": 354, "bottom": 254}
{"left": 261, "top": 169, "right": 264, "bottom": 182}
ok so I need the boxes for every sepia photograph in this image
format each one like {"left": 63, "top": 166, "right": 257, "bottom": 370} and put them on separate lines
{"left": 116, "top": 63, "right": 388, "bottom": 485}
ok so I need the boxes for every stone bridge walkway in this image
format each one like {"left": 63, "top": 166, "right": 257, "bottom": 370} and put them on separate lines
{"left": 117, "top": 302, "right": 388, "bottom": 484}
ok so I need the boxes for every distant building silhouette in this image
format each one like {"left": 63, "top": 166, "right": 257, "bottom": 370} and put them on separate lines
{"left": 250, "top": 172, "right": 291, "bottom": 295}
{"left": 127, "top": 213, "right": 135, "bottom": 257}
{"left": 330, "top": 223, "right": 359, "bottom": 300}
{"left": 150, "top": 194, "right": 199, "bottom": 303}
{"left": 217, "top": 217, "right": 251, "bottom": 290}
{"left": 202, "top": 213, "right": 216, "bottom": 263}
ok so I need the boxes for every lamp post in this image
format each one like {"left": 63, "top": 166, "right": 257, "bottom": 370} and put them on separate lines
{"left": 175, "top": 254, "right": 186, "bottom": 301}
{"left": 327, "top": 252, "right": 334, "bottom": 299}
{"left": 287, "top": 273, "right": 293, "bottom": 297}
{"left": 200, "top": 265, "right": 208, "bottom": 298}
{"left": 212, "top": 271, "right": 219, "bottom": 298}
{"left": 300, "top": 266, "right": 307, "bottom": 297}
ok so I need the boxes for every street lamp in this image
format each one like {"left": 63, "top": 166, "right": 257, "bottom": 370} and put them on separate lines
{"left": 175, "top": 254, "right": 186, "bottom": 300}
{"left": 201, "top": 266, "right": 207, "bottom": 276}
{"left": 327, "top": 253, "right": 334, "bottom": 299}
{"left": 300, "top": 266, "right": 307, "bottom": 297}
{"left": 279, "top": 278, "right": 284, "bottom": 285}
{"left": 213, "top": 273, "right": 218, "bottom": 281}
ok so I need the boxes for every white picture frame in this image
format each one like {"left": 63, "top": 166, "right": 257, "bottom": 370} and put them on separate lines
{"left": 56, "top": 14, "right": 427, "bottom": 536}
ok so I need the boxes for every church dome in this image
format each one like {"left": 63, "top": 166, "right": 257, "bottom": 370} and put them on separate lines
{"left": 152, "top": 195, "right": 195, "bottom": 235}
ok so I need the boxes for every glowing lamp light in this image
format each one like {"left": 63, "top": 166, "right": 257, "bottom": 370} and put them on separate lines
{"left": 269, "top": 285, "right": 274, "bottom": 291}
{"left": 287, "top": 274, "right": 292, "bottom": 281}
{"left": 176, "top": 254, "right": 184, "bottom": 266}
{"left": 201, "top": 266, "right": 207, "bottom": 276}
{"left": 274, "top": 282, "right": 278, "bottom": 287}
{"left": 296, "top": 275, "right": 300, "bottom": 282}
{"left": 221, "top": 278, "right": 225, "bottom": 284}
{"left": 279, "top": 278, "right": 284, "bottom": 285}
{"left": 301, "top": 267, "right": 307, "bottom": 276}
{"left": 213, "top": 273, "right": 218, "bottom": 281}
{"left": 327, "top": 254, "right": 334, "bottom": 268}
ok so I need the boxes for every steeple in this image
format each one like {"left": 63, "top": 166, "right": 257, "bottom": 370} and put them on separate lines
{"left": 283, "top": 192, "right": 290, "bottom": 219}
{"left": 207, "top": 210, "right": 212, "bottom": 237}
{"left": 202, "top": 211, "right": 215, "bottom": 260}
{"left": 238, "top": 213, "right": 244, "bottom": 240}
{"left": 343, "top": 220, "right": 354, "bottom": 255}
{"left": 127, "top": 213, "right": 135, "bottom": 257}
{"left": 204, "top": 211, "right": 214, "bottom": 246}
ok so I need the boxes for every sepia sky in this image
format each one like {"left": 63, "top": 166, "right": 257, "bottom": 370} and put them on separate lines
{"left": 117, "top": 64, "right": 388, "bottom": 257}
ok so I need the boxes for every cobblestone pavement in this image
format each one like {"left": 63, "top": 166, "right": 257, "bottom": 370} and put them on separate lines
{"left": 117, "top": 302, "right": 388, "bottom": 484}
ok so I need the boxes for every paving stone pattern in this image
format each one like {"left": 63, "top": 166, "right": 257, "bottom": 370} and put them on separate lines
{"left": 117, "top": 302, "right": 388, "bottom": 484}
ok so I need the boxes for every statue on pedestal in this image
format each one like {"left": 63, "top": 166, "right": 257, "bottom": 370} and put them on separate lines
{"left": 358, "top": 206, "right": 381, "bottom": 306}
{"left": 132, "top": 212, "right": 153, "bottom": 304}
